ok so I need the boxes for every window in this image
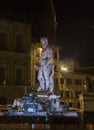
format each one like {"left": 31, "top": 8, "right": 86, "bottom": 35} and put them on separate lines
{"left": 72, "top": 103, "right": 76, "bottom": 108}
{"left": 77, "top": 103, "right": 80, "bottom": 108}
{"left": 75, "top": 91, "right": 81, "bottom": 97}
{"left": 15, "top": 35, "right": 23, "bottom": 52}
{"left": 66, "top": 78, "right": 72, "bottom": 85}
{"left": 0, "top": 33, "right": 6, "bottom": 50}
{"left": 65, "top": 91, "right": 71, "bottom": 97}
{"left": 69, "top": 103, "right": 72, "bottom": 107}
{"left": 75, "top": 79, "right": 82, "bottom": 85}
{"left": 54, "top": 52, "right": 57, "bottom": 59}
{"left": 16, "top": 69, "right": 22, "bottom": 85}
{"left": 60, "top": 78, "right": 64, "bottom": 84}
{"left": 0, "top": 67, "right": 5, "bottom": 85}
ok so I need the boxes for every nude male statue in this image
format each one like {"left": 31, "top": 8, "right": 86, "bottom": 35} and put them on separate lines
{"left": 37, "top": 37, "right": 54, "bottom": 93}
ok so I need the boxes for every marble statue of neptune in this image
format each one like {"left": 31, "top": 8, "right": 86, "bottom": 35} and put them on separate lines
{"left": 37, "top": 37, "right": 54, "bottom": 93}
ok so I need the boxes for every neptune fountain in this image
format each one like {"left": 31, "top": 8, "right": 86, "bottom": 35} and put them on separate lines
{"left": 12, "top": 37, "right": 68, "bottom": 117}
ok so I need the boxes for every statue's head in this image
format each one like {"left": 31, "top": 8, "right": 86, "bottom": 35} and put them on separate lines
{"left": 40, "top": 37, "right": 48, "bottom": 48}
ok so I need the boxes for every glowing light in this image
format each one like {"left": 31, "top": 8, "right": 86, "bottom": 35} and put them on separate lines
{"left": 39, "top": 48, "right": 42, "bottom": 54}
{"left": 61, "top": 67, "right": 68, "bottom": 71}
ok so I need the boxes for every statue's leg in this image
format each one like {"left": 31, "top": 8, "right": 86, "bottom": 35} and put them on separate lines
{"left": 48, "top": 65, "right": 54, "bottom": 93}
{"left": 38, "top": 69, "right": 45, "bottom": 91}
{"left": 44, "top": 67, "right": 50, "bottom": 91}
{"left": 49, "top": 77, "right": 54, "bottom": 92}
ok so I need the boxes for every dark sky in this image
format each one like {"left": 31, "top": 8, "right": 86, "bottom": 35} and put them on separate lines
{"left": 54, "top": 0, "right": 94, "bottom": 66}
{"left": 0, "top": 0, "right": 94, "bottom": 66}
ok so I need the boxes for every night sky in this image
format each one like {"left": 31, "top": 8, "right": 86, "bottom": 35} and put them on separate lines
{"left": 0, "top": 0, "right": 94, "bottom": 66}
{"left": 54, "top": 0, "right": 94, "bottom": 66}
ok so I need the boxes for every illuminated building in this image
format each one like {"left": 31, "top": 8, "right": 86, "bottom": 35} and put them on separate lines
{"left": 0, "top": 20, "right": 31, "bottom": 86}
{"left": 0, "top": 20, "right": 32, "bottom": 102}
{"left": 59, "top": 58, "right": 94, "bottom": 110}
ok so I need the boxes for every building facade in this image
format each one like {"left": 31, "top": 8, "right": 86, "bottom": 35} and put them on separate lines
{"left": 59, "top": 59, "right": 94, "bottom": 110}
{"left": 0, "top": 20, "right": 31, "bottom": 86}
